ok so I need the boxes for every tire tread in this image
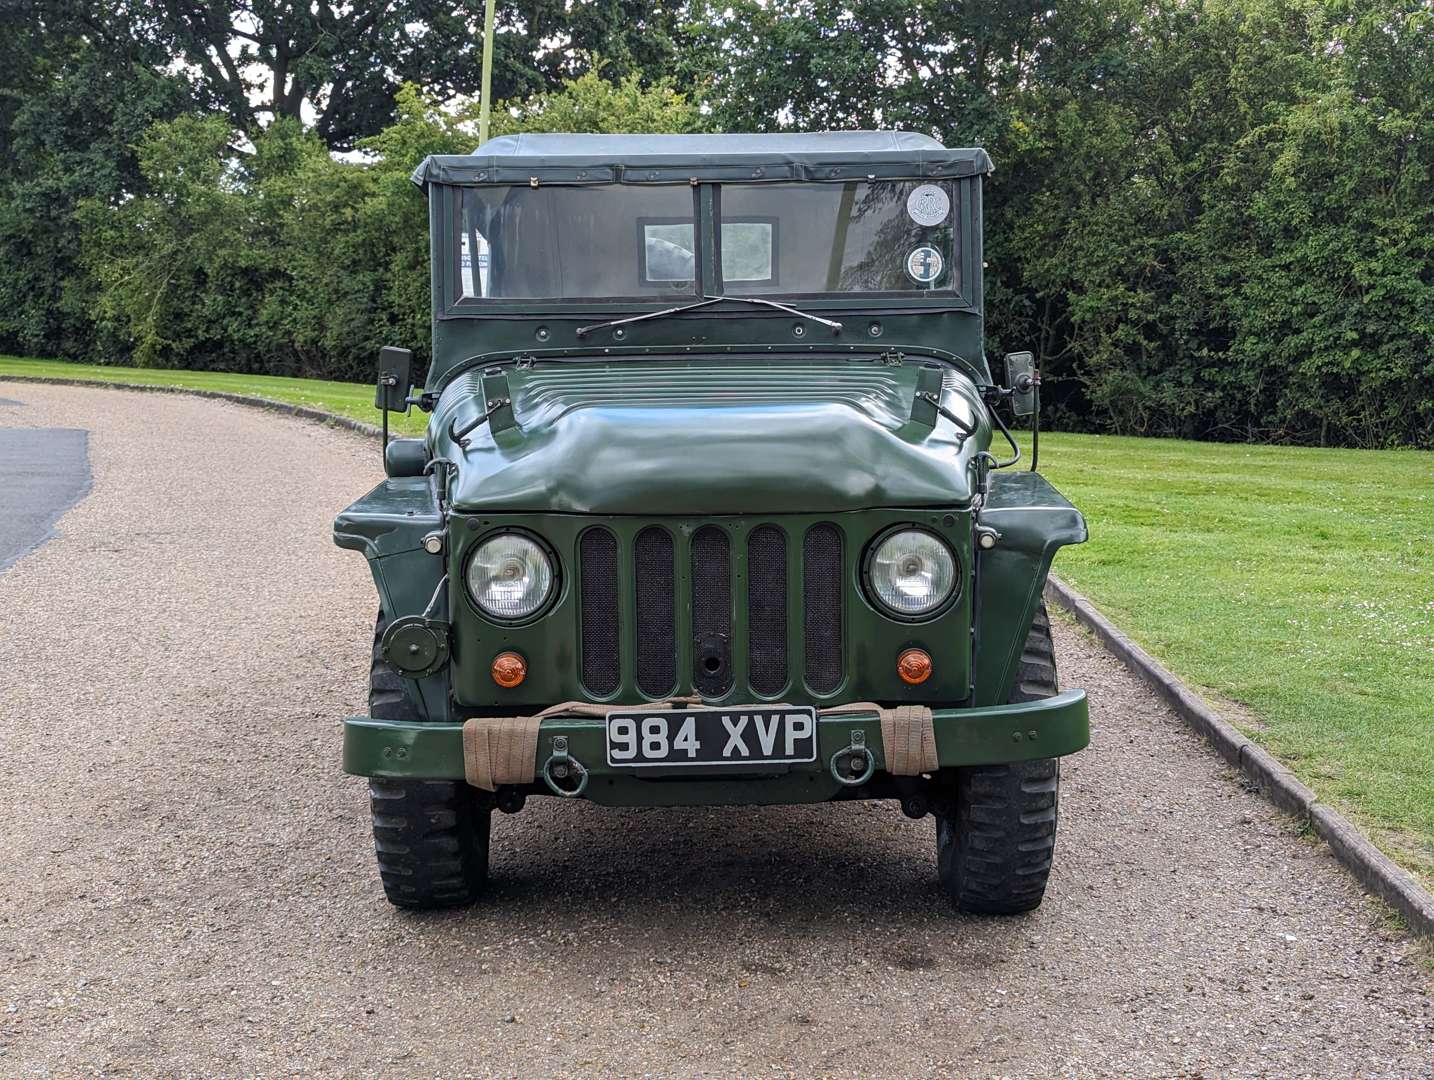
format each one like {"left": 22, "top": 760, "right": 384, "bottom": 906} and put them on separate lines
{"left": 365, "top": 612, "right": 489, "bottom": 909}
{"left": 937, "top": 602, "right": 1062, "bottom": 915}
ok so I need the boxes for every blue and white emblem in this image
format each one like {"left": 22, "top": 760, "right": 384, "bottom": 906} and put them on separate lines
{"left": 906, "top": 246, "right": 944, "bottom": 284}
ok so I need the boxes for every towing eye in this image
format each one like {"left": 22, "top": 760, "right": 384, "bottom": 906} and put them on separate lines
{"left": 541, "top": 735, "right": 589, "bottom": 798}
{"left": 830, "top": 729, "right": 876, "bottom": 786}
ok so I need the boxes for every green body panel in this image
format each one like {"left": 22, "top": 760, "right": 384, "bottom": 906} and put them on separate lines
{"left": 971, "top": 472, "right": 1089, "bottom": 706}
{"left": 429, "top": 358, "right": 987, "bottom": 515}
{"left": 333, "top": 478, "right": 450, "bottom": 720}
{"left": 342, "top": 688, "right": 1088, "bottom": 807}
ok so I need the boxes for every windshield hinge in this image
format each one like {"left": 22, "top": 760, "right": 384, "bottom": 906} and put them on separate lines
{"left": 879, "top": 350, "right": 906, "bottom": 366}
{"left": 513, "top": 355, "right": 536, "bottom": 369}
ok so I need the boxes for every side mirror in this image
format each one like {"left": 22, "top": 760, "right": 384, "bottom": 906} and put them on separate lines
{"left": 375, "top": 346, "right": 414, "bottom": 414}
{"left": 1004, "top": 351, "right": 1038, "bottom": 417}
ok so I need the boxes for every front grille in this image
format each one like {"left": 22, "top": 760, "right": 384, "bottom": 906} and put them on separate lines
{"left": 802, "top": 524, "right": 844, "bottom": 693}
{"left": 578, "top": 528, "right": 620, "bottom": 695}
{"left": 634, "top": 527, "right": 676, "bottom": 696}
{"left": 690, "top": 526, "right": 732, "bottom": 697}
{"left": 747, "top": 526, "right": 787, "bottom": 695}
{"left": 577, "top": 521, "right": 845, "bottom": 700}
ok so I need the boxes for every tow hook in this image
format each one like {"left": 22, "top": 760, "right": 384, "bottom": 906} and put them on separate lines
{"left": 541, "top": 735, "right": 589, "bottom": 798}
{"left": 830, "top": 729, "right": 876, "bottom": 786}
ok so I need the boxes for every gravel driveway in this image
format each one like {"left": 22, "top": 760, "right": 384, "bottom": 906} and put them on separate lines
{"left": 1, "top": 382, "right": 1429, "bottom": 1079}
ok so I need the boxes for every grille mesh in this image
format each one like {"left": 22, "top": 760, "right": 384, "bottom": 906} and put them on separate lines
{"left": 803, "top": 524, "right": 844, "bottom": 693}
{"left": 690, "top": 526, "right": 732, "bottom": 697}
{"left": 579, "top": 528, "right": 620, "bottom": 695}
{"left": 634, "top": 527, "right": 676, "bottom": 696}
{"left": 747, "top": 526, "right": 788, "bottom": 695}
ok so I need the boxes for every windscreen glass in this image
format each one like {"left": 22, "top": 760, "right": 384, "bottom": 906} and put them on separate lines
{"left": 717, "top": 181, "right": 959, "bottom": 295}
{"left": 457, "top": 185, "right": 697, "bottom": 301}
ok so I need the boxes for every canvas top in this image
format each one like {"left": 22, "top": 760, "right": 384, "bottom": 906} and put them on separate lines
{"left": 410, "top": 131, "right": 993, "bottom": 187}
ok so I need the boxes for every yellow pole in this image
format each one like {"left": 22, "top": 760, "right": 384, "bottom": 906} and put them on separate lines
{"left": 478, "top": 0, "right": 497, "bottom": 144}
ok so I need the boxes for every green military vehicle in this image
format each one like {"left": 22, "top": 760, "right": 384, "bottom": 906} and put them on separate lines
{"left": 335, "top": 132, "right": 1089, "bottom": 913}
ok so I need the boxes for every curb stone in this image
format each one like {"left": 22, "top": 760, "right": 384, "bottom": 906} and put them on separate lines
{"left": 7, "top": 373, "right": 1430, "bottom": 938}
{"left": 1045, "top": 575, "right": 1434, "bottom": 939}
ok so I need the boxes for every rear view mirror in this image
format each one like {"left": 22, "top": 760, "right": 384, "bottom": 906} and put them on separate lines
{"left": 375, "top": 346, "right": 414, "bottom": 414}
{"left": 1004, "top": 351, "right": 1037, "bottom": 417}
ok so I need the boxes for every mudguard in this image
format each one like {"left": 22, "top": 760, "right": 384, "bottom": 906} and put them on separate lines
{"left": 971, "top": 471, "right": 1088, "bottom": 705}
{"left": 333, "top": 476, "right": 449, "bottom": 720}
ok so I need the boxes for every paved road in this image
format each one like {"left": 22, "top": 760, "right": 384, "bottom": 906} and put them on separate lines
{"left": 0, "top": 418, "right": 90, "bottom": 571}
{"left": 1, "top": 382, "right": 1429, "bottom": 1079}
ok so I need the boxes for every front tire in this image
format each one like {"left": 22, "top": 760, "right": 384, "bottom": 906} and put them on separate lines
{"left": 936, "top": 603, "right": 1061, "bottom": 914}
{"left": 366, "top": 611, "right": 490, "bottom": 909}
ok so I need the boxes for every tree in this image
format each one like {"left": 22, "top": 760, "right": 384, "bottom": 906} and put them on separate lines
{"left": 81, "top": 72, "right": 702, "bottom": 378}
{"left": 0, "top": 36, "right": 191, "bottom": 359}
{"left": 42, "top": 1, "right": 689, "bottom": 149}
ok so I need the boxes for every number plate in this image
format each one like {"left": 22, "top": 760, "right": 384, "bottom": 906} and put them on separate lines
{"left": 605, "top": 706, "right": 819, "bottom": 768}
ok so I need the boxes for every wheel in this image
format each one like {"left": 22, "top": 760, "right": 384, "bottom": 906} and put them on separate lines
{"left": 936, "top": 602, "right": 1061, "bottom": 914}
{"left": 366, "top": 611, "right": 490, "bottom": 909}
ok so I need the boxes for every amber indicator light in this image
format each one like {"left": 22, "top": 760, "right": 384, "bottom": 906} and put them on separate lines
{"left": 491, "top": 651, "right": 527, "bottom": 688}
{"left": 897, "top": 648, "right": 933, "bottom": 685}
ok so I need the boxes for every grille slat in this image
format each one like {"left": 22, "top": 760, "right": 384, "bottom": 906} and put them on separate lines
{"left": 634, "top": 527, "right": 677, "bottom": 697}
{"left": 690, "top": 527, "right": 732, "bottom": 697}
{"left": 803, "top": 525, "right": 844, "bottom": 693}
{"left": 579, "top": 528, "right": 620, "bottom": 695}
{"left": 747, "top": 526, "right": 788, "bottom": 695}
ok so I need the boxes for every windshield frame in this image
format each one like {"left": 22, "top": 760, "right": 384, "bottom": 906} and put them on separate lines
{"left": 434, "top": 177, "right": 980, "bottom": 319}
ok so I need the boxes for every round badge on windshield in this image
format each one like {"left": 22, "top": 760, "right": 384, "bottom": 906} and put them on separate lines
{"left": 906, "top": 246, "right": 944, "bottom": 284}
{"left": 906, "top": 184, "right": 951, "bottom": 227}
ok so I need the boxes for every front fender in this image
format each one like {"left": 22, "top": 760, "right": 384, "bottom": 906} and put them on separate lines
{"left": 971, "top": 471, "right": 1087, "bottom": 705}
{"left": 334, "top": 476, "right": 449, "bottom": 720}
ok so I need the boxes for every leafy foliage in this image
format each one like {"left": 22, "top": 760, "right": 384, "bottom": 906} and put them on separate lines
{"left": 689, "top": 0, "right": 1433, "bottom": 447}
{"left": 2, "top": 0, "right": 1429, "bottom": 446}
{"left": 36, "top": 1, "right": 690, "bottom": 149}
{"left": 81, "top": 75, "right": 700, "bottom": 380}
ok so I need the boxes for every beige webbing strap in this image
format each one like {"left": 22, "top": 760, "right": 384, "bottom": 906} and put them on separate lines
{"left": 462, "top": 716, "right": 542, "bottom": 792}
{"left": 816, "top": 701, "right": 938, "bottom": 775}
{"left": 461, "top": 697, "right": 702, "bottom": 791}
{"left": 877, "top": 704, "right": 938, "bottom": 776}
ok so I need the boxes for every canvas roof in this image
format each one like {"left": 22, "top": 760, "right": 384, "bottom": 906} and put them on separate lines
{"left": 411, "top": 131, "right": 993, "bottom": 187}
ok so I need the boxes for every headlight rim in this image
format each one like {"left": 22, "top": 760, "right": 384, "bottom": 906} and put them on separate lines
{"left": 861, "top": 524, "right": 961, "bottom": 622}
{"left": 463, "top": 527, "right": 561, "bottom": 625}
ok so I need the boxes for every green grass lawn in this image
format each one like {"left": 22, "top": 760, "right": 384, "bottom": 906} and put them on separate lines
{"left": 4, "top": 354, "right": 1431, "bottom": 883}
{"left": 0, "top": 355, "right": 428, "bottom": 435}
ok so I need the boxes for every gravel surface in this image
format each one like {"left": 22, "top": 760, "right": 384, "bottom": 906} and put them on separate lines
{"left": 1, "top": 382, "right": 1430, "bottom": 1079}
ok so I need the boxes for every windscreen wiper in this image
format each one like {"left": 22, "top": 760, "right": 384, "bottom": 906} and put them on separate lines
{"left": 575, "top": 295, "right": 841, "bottom": 338}
{"left": 706, "top": 295, "right": 843, "bottom": 330}
{"left": 575, "top": 297, "right": 723, "bottom": 338}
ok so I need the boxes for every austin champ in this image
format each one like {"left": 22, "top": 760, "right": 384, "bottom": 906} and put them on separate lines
{"left": 335, "top": 132, "right": 1089, "bottom": 912}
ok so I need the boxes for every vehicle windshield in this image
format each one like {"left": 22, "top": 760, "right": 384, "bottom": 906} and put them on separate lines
{"left": 716, "top": 181, "right": 959, "bottom": 296}
{"left": 453, "top": 179, "right": 959, "bottom": 303}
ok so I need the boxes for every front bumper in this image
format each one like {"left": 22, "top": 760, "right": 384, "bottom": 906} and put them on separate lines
{"left": 342, "top": 690, "right": 1088, "bottom": 807}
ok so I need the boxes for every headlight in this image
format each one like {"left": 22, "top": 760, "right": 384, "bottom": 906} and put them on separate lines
{"left": 865, "top": 528, "right": 958, "bottom": 618}
{"left": 466, "top": 532, "right": 555, "bottom": 620}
